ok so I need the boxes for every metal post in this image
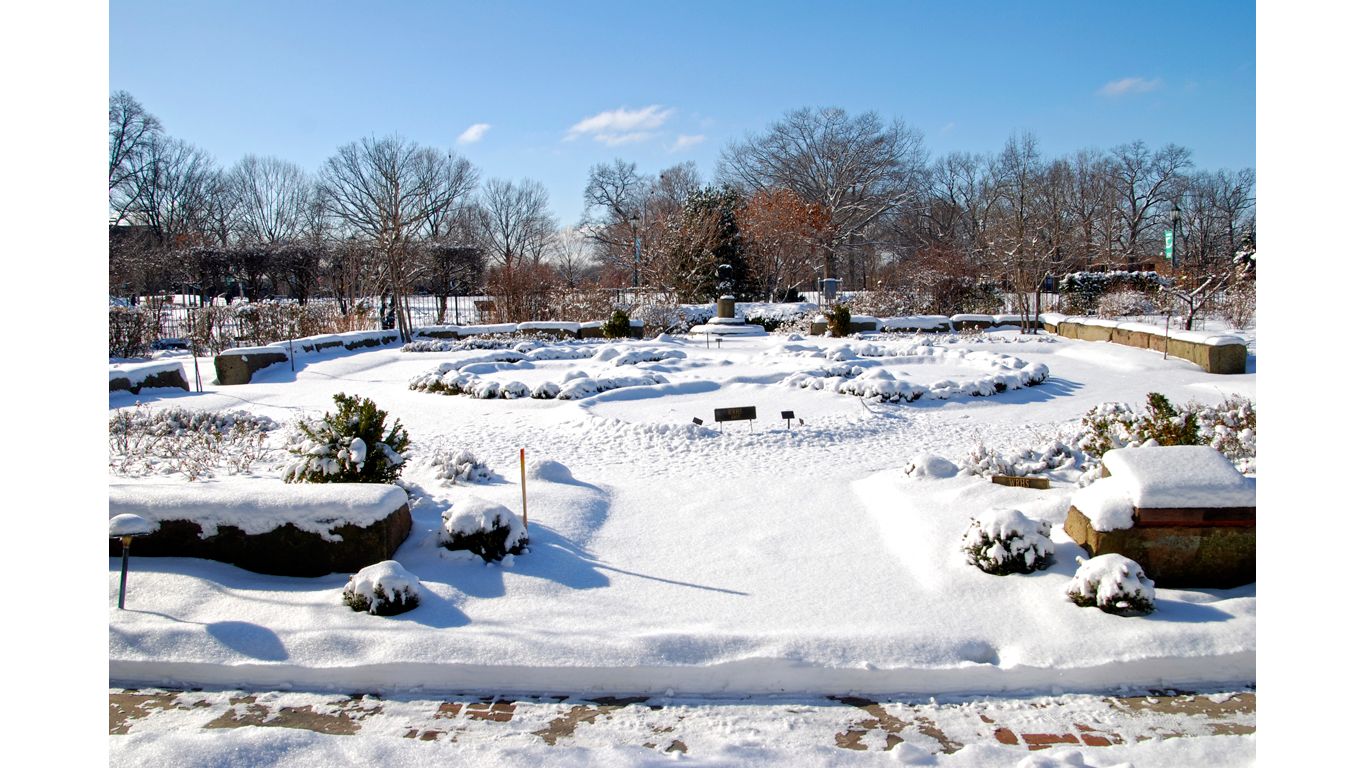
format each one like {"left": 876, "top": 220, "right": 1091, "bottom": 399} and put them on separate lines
{"left": 118, "top": 535, "right": 132, "bottom": 609}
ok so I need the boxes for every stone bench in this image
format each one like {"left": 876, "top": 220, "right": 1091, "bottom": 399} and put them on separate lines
{"left": 108, "top": 482, "right": 412, "bottom": 577}
{"left": 1064, "top": 446, "right": 1255, "bottom": 588}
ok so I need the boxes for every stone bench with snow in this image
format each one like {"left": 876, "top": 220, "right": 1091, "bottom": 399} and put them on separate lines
{"left": 110, "top": 361, "right": 189, "bottom": 394}
{"left": 107, "top": 482, "right": 412, "bottom": 577}
{"left": 1063, "top": 445, "right": 1255, "bottom": 588}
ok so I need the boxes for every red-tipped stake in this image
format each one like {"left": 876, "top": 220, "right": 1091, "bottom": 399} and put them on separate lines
{"left": 520, "top": 448, "right": 528, "bottom": 534}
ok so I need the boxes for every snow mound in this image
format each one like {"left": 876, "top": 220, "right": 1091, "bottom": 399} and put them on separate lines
{"left": 904, "top": 453, "right": 958, "bottom": 479}
{"left": 342, "top": 560, "right": 422, "bottom": 616}
{"left": 109, "top": 513, "right": 158, "bottom": 537}
{"left": 526, "top": 459, "right": 575, "bottom": 483}
{"left": 1067, "top": 554, "right": 1156, "bottom": 616}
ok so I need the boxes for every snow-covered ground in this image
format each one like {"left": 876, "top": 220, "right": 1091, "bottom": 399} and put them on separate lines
{"left": 108, "top": 328, "right": 1256, "bottom": 764}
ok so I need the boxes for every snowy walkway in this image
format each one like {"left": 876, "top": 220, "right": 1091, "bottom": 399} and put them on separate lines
{"left": 109, "top": 686, "right": 1255, "bottom": 767}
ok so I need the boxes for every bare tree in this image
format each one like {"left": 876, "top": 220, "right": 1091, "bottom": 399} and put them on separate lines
{"left": 109, "top": 91, "right": 163, "bottom": 224}
{"left": 1108, "top": 141, "right": 1192, "bottom": 268}
{"left": 320, "top": 135, "right": 478, "bottom": 340}
{"left": 476, "top": 178, "right": 556, "bottom": 321}
{"left": 228, "top": 156, "right": 314, "bottom": 245}
{"left": 551, "top": 226, "right": 595, "bottom": 288}
{"left": 717, "top": 107, "right": 927, "bottom": 280}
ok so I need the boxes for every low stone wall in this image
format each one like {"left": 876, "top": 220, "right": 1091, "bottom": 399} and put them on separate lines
{"left": 415, "top": 321, "right": 644, "bottom": 341}
{"left": 214, "top": 349, "right": 290, "bottom": 385}
{"left": 109, "top": 362, "right": 189, "bottom": 394}
{"left": 213, "top": 330, "right": 402, "bottom": 385}
{"left": 1064, "top": 506, "right": 1255, "bottom": 588}
{"left": 1047, "top": 317, "right": 1248, "bottom": 375}
{"left": 108, "top": 484, "right": 412, "bottom": 577}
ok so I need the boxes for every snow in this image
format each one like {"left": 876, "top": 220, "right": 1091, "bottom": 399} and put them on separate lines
{"left": 1067, "top": 554, "right": 1157, "bottom": 613}
{"left": 109, "top": 512, "right": 158, "bottom": 537}
{"left": 1101, "top": 446, "right": 1256, "bottom": 508}
{"left": 108, "top": 481, "right": 409, "bottom": 539}
{"left": 441, "top": 495, "right": 526, "bottom": 548}
{"left": 1069, "top": 479, "right": 1136, "bottom": 531}
{"left": 343, "top": 560, "right": 422, "bottom": 614}
{"left": 109, "top": 360, "right": 182, "bottom": 385}
{"left": 108, "top": 329, "right": 1255, "bottom": 699}
{"left": 904, "top": 453, "right": 959, "bottom": 479}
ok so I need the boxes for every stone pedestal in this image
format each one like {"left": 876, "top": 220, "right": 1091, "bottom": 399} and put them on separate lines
{"left": 717, "top": 295, "right": 736, "bottom": 319}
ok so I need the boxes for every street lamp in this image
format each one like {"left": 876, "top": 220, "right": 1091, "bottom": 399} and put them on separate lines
{"left": 1170, "top": 201, "right": 1182, "bottom": 272}
{"left": 630, "top": 214, "right": 641, "bottom": 289}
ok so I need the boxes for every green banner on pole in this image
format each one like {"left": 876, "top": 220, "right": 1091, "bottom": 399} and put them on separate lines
{"left": 1164, "top": 229, "right": 1173, "bottom": 261}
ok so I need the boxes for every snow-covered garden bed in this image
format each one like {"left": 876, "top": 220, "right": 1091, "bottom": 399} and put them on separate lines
{"left": 109, "top": 329, "right": 1255, "bottom": 697}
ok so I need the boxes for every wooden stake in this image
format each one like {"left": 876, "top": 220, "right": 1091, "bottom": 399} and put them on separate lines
{"left": 520, "top": 448, "right": 528, "bottom": 531}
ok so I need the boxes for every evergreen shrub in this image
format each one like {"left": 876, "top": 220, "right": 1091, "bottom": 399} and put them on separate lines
{"left": 283, "top": 393, "right": 409, "bottom": 483}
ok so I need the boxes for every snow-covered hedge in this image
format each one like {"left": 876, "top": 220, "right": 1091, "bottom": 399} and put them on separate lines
{"left": 783, "top": 347, "right": 1048, "bottom": 403}
{"left": 1066, "top": 554, "right": 1156, "bottom": 616}
{"left": 109, "top": 405, "right": 277, "bottom": 480}
{"left": 962, "top": 509, "right": 1055, "bottom": 576}
{"left": 343, "top": 560, "right": 421, "bottom": 616}
{"left": 282, "top": 393, "right": 409, "bottom": 484}
{"left": 440, "top": 497, "right": 528, "bottom": 562}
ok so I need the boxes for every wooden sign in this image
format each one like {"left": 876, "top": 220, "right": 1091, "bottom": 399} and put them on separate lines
{"left": 991, "top": 475, "right": 1051, "bottom": 490}
{"left": 714, "top": 406, "right": 757, "bottom": 423}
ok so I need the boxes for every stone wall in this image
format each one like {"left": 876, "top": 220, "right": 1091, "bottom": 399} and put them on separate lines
{"left": 1048, "top": 317, "right": 1247, "bottom": 375}
{"left": 108, "top": 503, "right": 412, "bottom": 578}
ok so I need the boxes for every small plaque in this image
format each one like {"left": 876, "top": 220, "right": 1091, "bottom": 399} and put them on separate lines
{"left": 714, "top": 406, "right": 757, "bottom": 423}
{"left": 990, "top": 475, "right": 1051, "bottom": 490}
{"left": 692, "top": 417, "right": 703, "bottom": 425}
{"left": 780, "top": 410, "right": 795, "bottom": 420}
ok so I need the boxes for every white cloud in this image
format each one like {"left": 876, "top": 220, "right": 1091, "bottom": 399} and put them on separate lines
{"left": 566, "top": 105, "right": 675, "bottom": 144}
{"left": 669, "top": 134, "right": 705, "bottom": 152}
{"left": 457, "top": 123, "right": 491, "bottom": 144}
{"left": 1099, "top": 77, "right": 1162, "bottom": 97}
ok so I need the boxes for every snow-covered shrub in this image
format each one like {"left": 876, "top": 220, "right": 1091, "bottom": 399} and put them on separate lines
{"left": 960, "top": 440, "right": 1081, "bottom": 479}
{"left": 603, "top": 309, "right": 632, "bottom": 339}
{"left": 342, "top": 560, "right": 421, "bottom": 616}
{"left": 1079, "top": 393, "right": 1200, "bottom": 456}
{"left": 440, "top": 497, "right": 528, "bottom": 562}
{"left": 961, "top": 509, "right": 1055, "bottom": 575}
{"left": 1096, "top": 289, "right": 1158, "bottom": 318}
{"left": 1217, "top": 281, "right": 1256, "bottom": 330}
{"left": 532, "top": 381, "right": 561, "bottom": 399}
{"left": 429, "top": 449, "right": 492, "bottom": 484}
{"left": 824, "top": 304, "right": 852, "bottom": 337}
{"left": 282, "top": 393, "right": 410, "bottom": 484}
{"left": 1196, "top": 394, "right": 1256, "bottom": 474}
{"left": 1059, "top": 271, "right": 1166, "bottom": 314}
{"left": 1066, "top": 554, "right": 1156, "bottom": 616}
{"left": 109, "top": 405, "right": 277, "bottom": 480}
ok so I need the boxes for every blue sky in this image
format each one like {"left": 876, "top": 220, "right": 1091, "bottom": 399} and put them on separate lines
{"left": 109, "top": 0, "right": 1254, "bottom": 226}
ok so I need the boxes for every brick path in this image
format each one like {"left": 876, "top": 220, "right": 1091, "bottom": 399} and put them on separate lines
{"left": 110, "top": 687, "right": 1254, "bottom": 757}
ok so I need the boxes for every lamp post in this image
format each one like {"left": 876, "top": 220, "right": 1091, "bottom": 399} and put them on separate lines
{"left": 630, "top": 214, "right": 641, "bottom": 290}
{"left": 1170, "top": 201, "right": 1182, "bottom": 273}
